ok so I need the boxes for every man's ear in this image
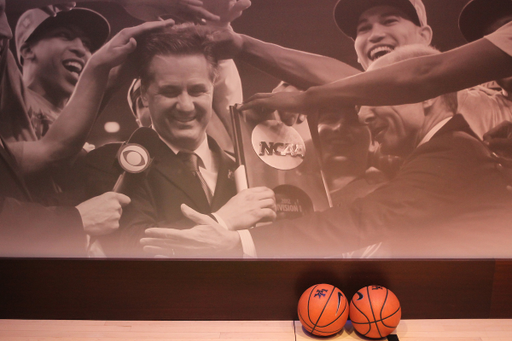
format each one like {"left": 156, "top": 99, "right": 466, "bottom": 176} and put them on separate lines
{"left": 418, "top": 25, "right": 433, "bottom": 46}
{"left": 19, "top": 42, "right": 35, "bottom": 63}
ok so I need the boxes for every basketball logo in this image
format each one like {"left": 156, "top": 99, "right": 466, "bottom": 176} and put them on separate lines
{"left": 117, "top": 143, "right": 151, "bottom": 173}
{"left": 251, "top": 120, "right": 305, "bottom": 170}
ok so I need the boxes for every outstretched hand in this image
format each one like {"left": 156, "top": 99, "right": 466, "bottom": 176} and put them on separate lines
{"left": 201, "top": 1, "right": 251, "bottom": 59}
{"left": 89, "top": 18, "right": 175, "bottom": 71}
{"left": 119, "top": 0, "right": 220, "bottom": 22}
{"left": 271, "top": 82, "right": 307, "bottom": 126}
{"left": 202, "top": 0, "right": 251, "bottom": 26}
{"left": 140, "top": 204, "right": 242, "bottom": 257}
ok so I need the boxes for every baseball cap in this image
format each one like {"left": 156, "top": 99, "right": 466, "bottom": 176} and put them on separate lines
{"left": 15, "top": 7, "right": 110, "bottom": 64}
{"left": 459, "top": 0, "right": 512, "bottom": 42}
{"left": 334, "top": 0, "right": 428, "bottom": 40}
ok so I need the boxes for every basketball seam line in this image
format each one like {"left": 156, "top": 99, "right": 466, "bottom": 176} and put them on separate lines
{"left": 311, "top": 286, "right": 336, "bottom": 334}
{"left": 351, "top": 298, "right": 371, "bottom": 324}
{"left": 316, "top": 299, "right": 347, "bottom": 329}
{"left": 350, "top": 305, "right": 401, "bottom": 324}
{"left": 305, "top": 285, "right": 319, "bottom": 326}
{"left": 368, "top": 286, "right": 383, "bottom": 338}
{"left": 374, "top": 288, "right": 390, "bottom": 338}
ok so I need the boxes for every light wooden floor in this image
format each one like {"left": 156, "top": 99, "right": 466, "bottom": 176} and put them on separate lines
{"left": 0, "top": 319, "right": 512, "bottom": 340}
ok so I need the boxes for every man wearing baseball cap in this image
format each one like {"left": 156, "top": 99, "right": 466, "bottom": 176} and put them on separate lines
{"left": 333, "top": 0, "right": 431, "bottom": 70}
{"left": 14, "top": 7, "right": 110, "bottom": 141}
{"left": 204, "top": 0, "right": 432, "bottom": 93}
{"left": 7, "top": 7, "right": 110, "bottom": 203}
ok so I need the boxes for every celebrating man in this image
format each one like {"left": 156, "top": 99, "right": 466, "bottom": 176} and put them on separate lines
{"left": 95, "top": 25, "right": 276, "bottom": 257}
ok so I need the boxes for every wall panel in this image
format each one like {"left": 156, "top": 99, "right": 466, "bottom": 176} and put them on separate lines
{"left": 0, "top": 259, "right": 504, "bottom": 320}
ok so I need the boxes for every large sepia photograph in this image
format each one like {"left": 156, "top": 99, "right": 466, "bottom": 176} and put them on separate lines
{"left": 1, "top": 0, "right": 511, "bottom": 259}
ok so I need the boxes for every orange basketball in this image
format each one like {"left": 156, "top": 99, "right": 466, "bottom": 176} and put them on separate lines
{"left": 349, "top": 285, "right": 401, "bottom": 339}
{"left": 297, "top": 283, "right": 349, "bottom": 336}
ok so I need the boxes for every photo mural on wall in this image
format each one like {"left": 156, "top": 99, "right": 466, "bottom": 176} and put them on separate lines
{"left": 1, "top": 0, "right": 511, "bottom": 258}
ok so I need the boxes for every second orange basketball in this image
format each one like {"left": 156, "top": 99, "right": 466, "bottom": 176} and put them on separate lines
{"left": 349, "top": 285, "right": 402, "bottom": 339}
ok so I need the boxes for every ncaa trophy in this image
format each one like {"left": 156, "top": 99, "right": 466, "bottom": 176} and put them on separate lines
{"left": 230, "top": 105, "right": 331, "bottom": 221}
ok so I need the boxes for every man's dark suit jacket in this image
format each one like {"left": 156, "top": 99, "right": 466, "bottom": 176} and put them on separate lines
{"left": 250, "top": 115, "right": 512, "bottom": 258}
{"left": 84, "top": 128, "right": 237, "bottom": 257}
{"left": 0, "top": 139, "right": 85, "bottom": 257}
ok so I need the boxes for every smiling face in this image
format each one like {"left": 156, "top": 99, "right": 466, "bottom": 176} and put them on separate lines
{"left": 317, "top": 110, "right": 370, "bottom": 177}
{"left": 354, "top": 5, "right": 432, "bottom": 70}
{"left": 142, "top": 53, "right": 214, "bottom": 151}
{"left": 24, "top": 25, "right": 92, "bottom": 100}
{"left": 358, "top": 103, "right": 425, "bottom": 157}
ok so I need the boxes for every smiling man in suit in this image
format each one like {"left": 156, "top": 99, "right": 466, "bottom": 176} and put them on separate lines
{"left": 102, "top": 25, "right": 276, "bottom": 257}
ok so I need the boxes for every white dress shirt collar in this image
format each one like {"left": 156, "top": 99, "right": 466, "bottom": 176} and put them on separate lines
{"left": 417, "top": 117, "right": 452, "bottom": 148}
